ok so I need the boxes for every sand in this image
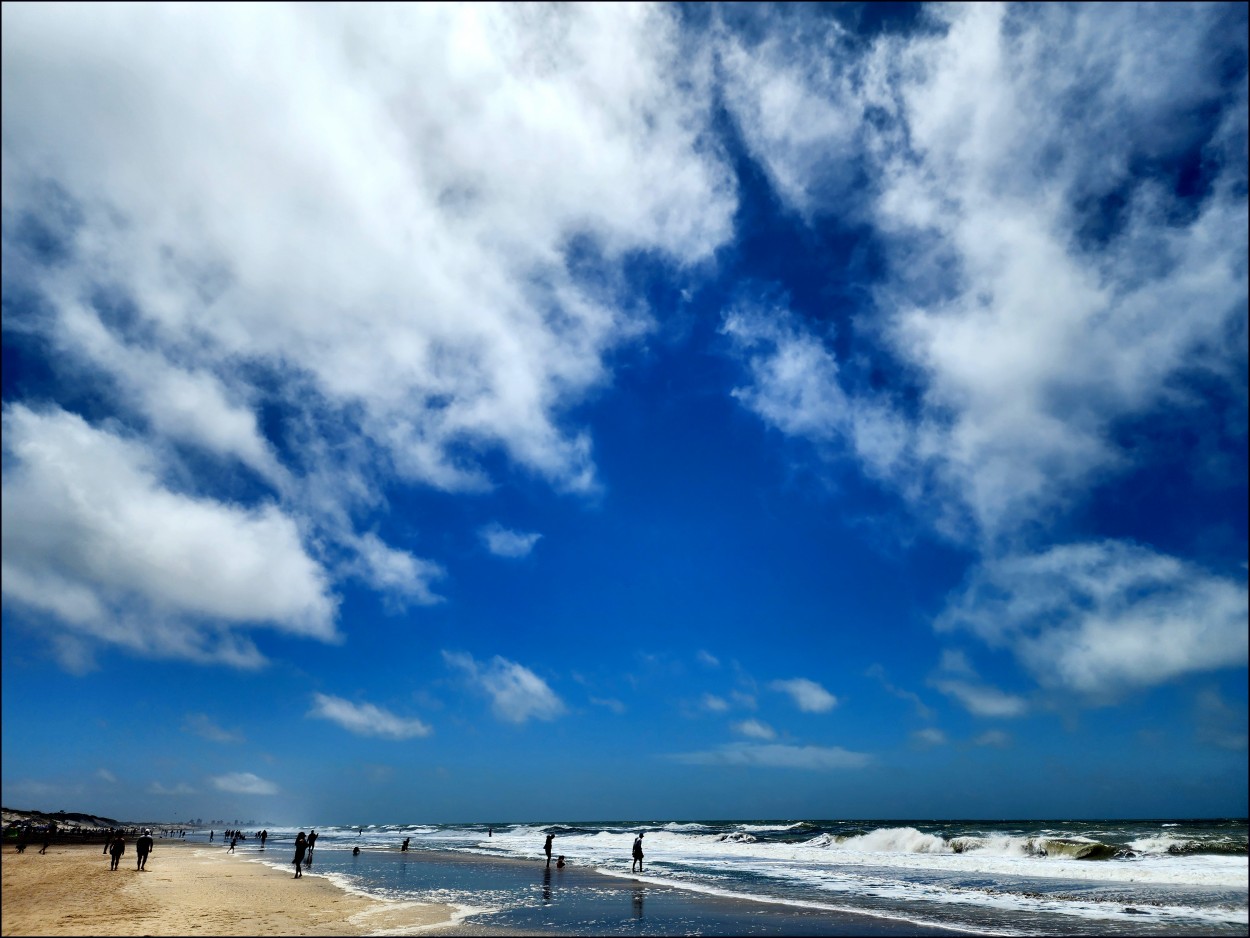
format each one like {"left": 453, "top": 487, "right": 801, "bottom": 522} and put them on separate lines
{"left": 0, "top": 841, "right": 480, "bottom": 937}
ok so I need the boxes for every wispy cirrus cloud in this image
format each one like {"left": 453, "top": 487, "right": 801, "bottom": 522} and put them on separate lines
{"left": 182, "top": 713, "right": 245, "bottom": 745}
{"left": 670, "top": 742, "right": 870, "bottom": 770}
{"left": 210, "top": 772, "right": 278, "bottom": 796}
{"left": 443, "top": 651, "right": 565, "bottom": 724}
{"left": 308, "top": 693, "right": 432, "bottom": 740}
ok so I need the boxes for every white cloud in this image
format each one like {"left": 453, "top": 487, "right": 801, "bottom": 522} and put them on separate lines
{"left": 210, "top": 772, "right": 278, "bottom": 796}
{"left": 479, "top": 523, "right": 543, "bottom": 559}
{"left": 350, "top": 532, "right": 446, "bottom": 606}
{"left": 670, "top": 742, "right": 870, "bottom": 770}
{"left": 931, "top": 678, "right": 1028, "bottom": 719}
{"left": 732, "top": 719, "right": 777, "bottom": 740}
{"left": 443, "top": 651, "right": 565, "bottom": 724}
{"left": 701, "top": 694, "right": 731, "bottom": 713}
{"left": 912, "top": 728, "right": 947, "bottom": 747}
{"left": 937, "top": 541, "right": 1249, "bottom": 696}
{"left": 308, "top": 693, "right": 432, "bottom": 740}
{"left": 770, "top": 677, "right": 838, "bottom": 713}
{"left": 1, "top": 2, "right": 736, "bottom": 505}
{"left": 182, "top": 714, "right": 244, "bottom": 745}
{"left": 718, "top": 4, "right": 1248, "bottom": 545}
{"left": 697, "top": 650, "right": 721, "bottom": 668}
{"left": 865, "top": 663, "right": 933, "bottom": 720}
{"left": 96, "top": 769, "right": 117, "bottom": 784}
{"left": 1, "top": 404, "right": 338, "bottom": 670}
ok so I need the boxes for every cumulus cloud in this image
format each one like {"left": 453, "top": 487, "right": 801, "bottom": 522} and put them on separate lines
{"left": 443, "top": 651, "right": 565, "bottom": 724}
{"left": 732, "top": 719, "right": 777, "bottom": 740}
{"left": 670, "top": 742, "right": 870, "bottom": 770}
{"left": 936, "top": 541, "right": 1249, "bottom": 697}
{"left": 718, "top": 3, "right": 1248, "bottom": 544}
{"left": 308, "top": 693, "right": 432, "bottom": 740}
{"left": 770, "top": 678, "right": 838, "bottom": 713}
{"left": 931, "top": 678, "right": 1028, "bottom": 719}
{"left": 1, "top": 2, "right": 736, "bottom": 499}
{"left": 1, "top": 404, "right": 338, "bottom": 670}
{"left": 210, "top": 772, "right": 277, "bottom": 796}
{"left": 479, "top": 523, "right": 543, "bottom": 559}
{"left": 701, "top": 694, "right": 731, "bottom": 713}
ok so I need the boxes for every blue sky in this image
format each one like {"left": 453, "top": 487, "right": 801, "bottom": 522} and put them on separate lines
{"left": 2, "top": 2, "right": 1246, "bottom": 826}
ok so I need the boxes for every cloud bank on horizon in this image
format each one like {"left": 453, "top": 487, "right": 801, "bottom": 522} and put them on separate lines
{"left": 1, "top": 2, "right": 1245, "bottom": 820}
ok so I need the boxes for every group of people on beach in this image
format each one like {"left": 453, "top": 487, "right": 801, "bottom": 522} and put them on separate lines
{"left": 103, "top": 829, "right": 154, "bottom": 870}
{"left": 540, "top": 831, "right": 643, "bottom": 872}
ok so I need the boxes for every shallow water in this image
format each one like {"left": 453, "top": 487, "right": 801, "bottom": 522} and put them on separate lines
{"left": 216, "top": 818, "right": 1249, "bottom": 935}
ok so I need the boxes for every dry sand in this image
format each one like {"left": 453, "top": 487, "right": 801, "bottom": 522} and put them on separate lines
{"left": 1, "top": 841, "right": 482, "bottom": 936}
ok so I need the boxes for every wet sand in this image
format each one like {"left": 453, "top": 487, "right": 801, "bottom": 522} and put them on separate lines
{"left": 0, "top": 840, "right": 470, "bottom": 937}
{"left": 3, "top": 840, "right": 958, "bottom": 936}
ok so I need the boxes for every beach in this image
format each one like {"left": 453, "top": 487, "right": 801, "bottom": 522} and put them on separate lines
{"left": 1, "top": 836, "right": 960, "bottom": 937}
{"left": 1, "top": 841, "right": 467, "bottom": 937}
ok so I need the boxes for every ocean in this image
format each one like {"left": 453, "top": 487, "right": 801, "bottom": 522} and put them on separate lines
{"left": 217, "top": 818, "right": 1247, "bottom": 935}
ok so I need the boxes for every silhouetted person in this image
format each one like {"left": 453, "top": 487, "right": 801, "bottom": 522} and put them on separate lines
{"left": 104, "top": 828, "right": 113, "bottom": 854}
{"left": 556, "top": 855, "right": 565, "bottom": 868}
{"left": 209, "top": 830, "right": 214, "bottom": 842}
{"left": 227, "top": 833, "right": 238, "bottom": 853}
{"left": 544, "top": 833, "right": 554, "bottom": 868}
{"left": 136, "top": 830, "right": 154, "bottom": 870}
{"left": 352, "top": 845, "right": 360, "bottom": 856}
{"left": 293, "top": 831, "right": 307, "bottom": 877}
{"left": 39, "top": 831, "right": 50, "bottom": 854}
{"left": 109, "top": 834, "right": 125, "bottom": 871}
{"left": 401, "top": 837, "right": 410, "bottom": 851}
{"left": 307, "top": 829, "right": 318, "bottom": 861}
{"left": 15, "top": 828, "right": 28, "bottom": 853}
{"left": 260, "top": 829, "right": 267, "bottom": 849}
{"left": 632, "top": 833, "right": 644, "bottom": 873}
{"left": 488, "top": 827, "right": 492, "bottom": 837}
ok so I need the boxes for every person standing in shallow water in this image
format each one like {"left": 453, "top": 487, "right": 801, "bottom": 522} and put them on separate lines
{"left": 632, "top": 832, "right": 644, "bottom": 873}
{"left": 292, "top": 831, "right": 307, "bottom": 878}
{"left": 544, "top": 833, "right": 554, "bottom": 868}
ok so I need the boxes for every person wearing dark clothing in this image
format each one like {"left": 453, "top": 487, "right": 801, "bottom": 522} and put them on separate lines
{"left": 104, "top": 828, "right": 113, "bottom": 854}
{"left": 39, "top": 831, "right": 50, "bottom": 854}
{"left": 352, "top": 845, "right": 360, "bottom": 856}
{"left": 293, "top": 832, "right": 307, "bottom": 878}
{"left": 109, "top": 834, "right": 125, "bottom": 871}
{"left": 632, "top": 833, "right": 644, "bottom": 873}
{"left": 544, "top": 833, "right": 554, "bottom": 868}
{"left": 260, "top": 829, "right": 267, "bottom": 849}
{"left": 401, "top": 837, "right": 410, "bottom": 851}
{"left": 136, "top": 830, "right": 154, "bottom": 870}
{"left": 227, "top": 834, "right": 238, "bottom": 854}
{"left": 306, "top": 829, "right": 318, "bottom": 865}
{"left": 556, "top": 855, "right": 565, "bottom": 869}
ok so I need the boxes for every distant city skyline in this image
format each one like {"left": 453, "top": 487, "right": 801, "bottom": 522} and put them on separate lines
{"left": 3, "top": 2, "right": 1246, "bottom": 824}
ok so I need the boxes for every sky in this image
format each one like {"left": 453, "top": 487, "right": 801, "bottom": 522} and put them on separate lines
{"left": 2, "top": 2, "right": 1246, "bottom": 827}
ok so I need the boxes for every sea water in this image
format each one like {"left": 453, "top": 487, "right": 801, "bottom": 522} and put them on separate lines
{"left": 221, "top": 818, "right": 1247, "bottom": 935}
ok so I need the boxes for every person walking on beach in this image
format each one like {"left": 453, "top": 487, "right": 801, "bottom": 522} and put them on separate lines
{"left": 227, "top": 833, "right": 238, "bottom": 854}
{"left": 293, "top": 831, "right": 307, "bottom": 878}
{"left": 632, "top": 833, "right": 644, "bottom": 873}
{"left": 209, "top": 830, "right": 214, "bottom": 842}
{"left": 544, "top": 833, "right": 554, "bottom": 868}
{"left": 39, "top": 830, "right": 50, "bottom": 854}
{"left": 108, "top": 833, "right": 125, "bottom": 871}
{"left": 306, "top": 829, "right": 318, "bottom": 864}
{"left": 103, "top": 827, "right": 113, "bottom": 854}
{"left": 136, "top": 829, "right": 154, "bottom": 870}
{"left": 260, "top": 829, "right": 267, "bottom": 849}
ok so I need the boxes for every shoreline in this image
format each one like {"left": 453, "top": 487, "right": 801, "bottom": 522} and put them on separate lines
{"left": 2, "top": 838, "right": 964, "bottom": 936}
{"left": 1, "top": 840, "right": 471, "bottom": 937}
